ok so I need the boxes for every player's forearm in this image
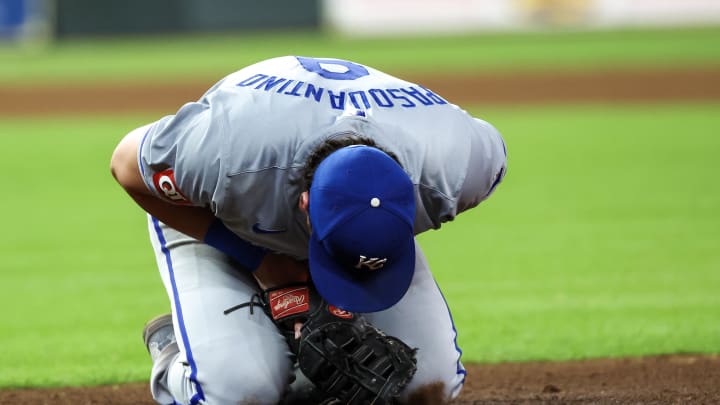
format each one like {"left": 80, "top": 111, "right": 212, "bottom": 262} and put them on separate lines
{"left": 253, "top": 254, "right": 309, "bottom": 290}
{"left": 126, "top": 190, "right": 215, "bottom": 240}
{"left": 124, "top": 187, "right": 267, "bottom": 269}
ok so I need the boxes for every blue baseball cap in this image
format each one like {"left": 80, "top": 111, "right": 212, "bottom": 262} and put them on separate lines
{"left": 308, "top": 145, "right": 416, "bottom": 313}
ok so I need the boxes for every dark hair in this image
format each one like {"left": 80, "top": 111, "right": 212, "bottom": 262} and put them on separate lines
{"left": 301, "top": 134, "right": 400, "bottom": 190}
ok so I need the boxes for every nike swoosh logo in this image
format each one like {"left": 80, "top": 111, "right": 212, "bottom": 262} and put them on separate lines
{"left": 252, "top": 223, "right": 287, "bottom": 234}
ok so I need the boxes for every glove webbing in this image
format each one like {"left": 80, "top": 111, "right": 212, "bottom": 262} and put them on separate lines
{"left": 303, "top": 325, "right": 415, "bottom": 403}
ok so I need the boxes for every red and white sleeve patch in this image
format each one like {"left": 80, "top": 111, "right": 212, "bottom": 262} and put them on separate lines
{"left": 152, "top": 169, "right": 191, "bottom": 205}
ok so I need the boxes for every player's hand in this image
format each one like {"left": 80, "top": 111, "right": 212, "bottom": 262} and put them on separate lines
{"left": 265, "top": 284, "right": 418, "bottom": 403}
{"left": 261, "top": 283, "right": 314, "bottom": 352}
{"left": 293, "top": 320, "right": 303, "bottom": 340}
{"left": 252, "top": 253, "right": 309, "bottom": 290}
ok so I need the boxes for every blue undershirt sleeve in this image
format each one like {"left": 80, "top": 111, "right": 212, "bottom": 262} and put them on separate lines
{"left": 203, "top": 218, "right": 267, "bottom": 271}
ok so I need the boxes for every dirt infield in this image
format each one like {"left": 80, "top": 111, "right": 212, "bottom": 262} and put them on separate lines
{"left": 1, "top": 355, "right": 718, "bottom": 404}
{"left": 1, "top": 67, "right": 719, "bottom": 117}
{"left": 1, "top": 66, "right": 718, "bottom": 404}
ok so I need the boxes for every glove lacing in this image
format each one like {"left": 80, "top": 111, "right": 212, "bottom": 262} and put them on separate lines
{"left": 223, "top": 292, "right": 265, "bottom": 315}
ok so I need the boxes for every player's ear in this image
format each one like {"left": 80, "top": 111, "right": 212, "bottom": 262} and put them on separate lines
{"left": 299, "top": 191, "right": 311, "bottom": 231}
{"left": 298, "top": 191, "right": 309, "bottom": 213}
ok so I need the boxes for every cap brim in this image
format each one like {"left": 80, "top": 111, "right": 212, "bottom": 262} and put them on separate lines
{"left": 308, "top": 233, "right": 416, "bottom": 313}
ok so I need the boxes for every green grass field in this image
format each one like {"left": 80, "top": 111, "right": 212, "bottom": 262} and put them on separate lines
{"left": 1, "top": 26, "right": 720, "bottom": 84}
{"left": 424, "top": 104, "right": 720, "bottom": 362}
{"left": 0, "top": 28, "right": 719, "bottom": 388}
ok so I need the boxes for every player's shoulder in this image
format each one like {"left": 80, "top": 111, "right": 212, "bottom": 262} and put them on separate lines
{"left": 217, "top": 56, "right": 294, "bottom": 81}
{"left": 223, "top": 55, "right": 396, "bottom": 83}
{"left": 245, "top": 55, "right": 302, "bottom": 71}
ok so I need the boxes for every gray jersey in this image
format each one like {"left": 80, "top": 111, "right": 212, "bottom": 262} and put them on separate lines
{"left": 139, "top": 56, "right": 506, "bottom": 259}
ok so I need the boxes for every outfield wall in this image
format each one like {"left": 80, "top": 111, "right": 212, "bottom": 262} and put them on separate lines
{"left": 1, "top": 0, "right": 320, "bottom": 40}
{"left": 322, "top": 0, "right": 720, "bottom": 36}
{"left": 5, "top": 0, "right": 720, "bottom": 43}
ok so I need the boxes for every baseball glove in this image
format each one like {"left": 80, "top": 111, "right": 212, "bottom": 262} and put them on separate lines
{"left": 261, "top": 283, "right": 418, "bottom": 404}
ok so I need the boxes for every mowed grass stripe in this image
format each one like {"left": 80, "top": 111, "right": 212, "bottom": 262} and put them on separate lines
{"left": 1, "top": 27, "right": 719, "bottom": 84}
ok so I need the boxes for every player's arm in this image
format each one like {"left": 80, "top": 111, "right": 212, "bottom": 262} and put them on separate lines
{"left": 109, "top": 128, "right": 307, "bottom": 285}
{"left": 110, "top": 127, "right": 215, "bottom": 240}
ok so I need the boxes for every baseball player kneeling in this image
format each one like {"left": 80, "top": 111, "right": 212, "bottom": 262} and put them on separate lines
{"left": 110, "top": 56, "right": 507, "bottom": 405}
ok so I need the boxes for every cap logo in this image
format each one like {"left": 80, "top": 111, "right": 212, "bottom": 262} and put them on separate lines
{"left": 355, "top": 255, "right": 387, "bottom": 271}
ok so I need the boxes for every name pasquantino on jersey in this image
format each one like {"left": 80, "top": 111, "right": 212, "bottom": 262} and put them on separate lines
{"left": 235, "top": 74, "right": 448, "bottom": 111}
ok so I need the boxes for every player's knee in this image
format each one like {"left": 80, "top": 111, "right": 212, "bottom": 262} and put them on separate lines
{"left": 198, "top": 360, "right": 289, "bottom": 404}
{"left": 404, "top": 381, "right": 450, "bottom": 405}
{"left": 401, "top": 375, "right": 462, "bottom": 404}
{"left": 206, "top": 374, "right": 284, "bottom": 404}
{"left": 166, "top": 346, "right": 291, "bottom": 405}
{"left": 401, "top": 349, "right": 464, "bottom": 403}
